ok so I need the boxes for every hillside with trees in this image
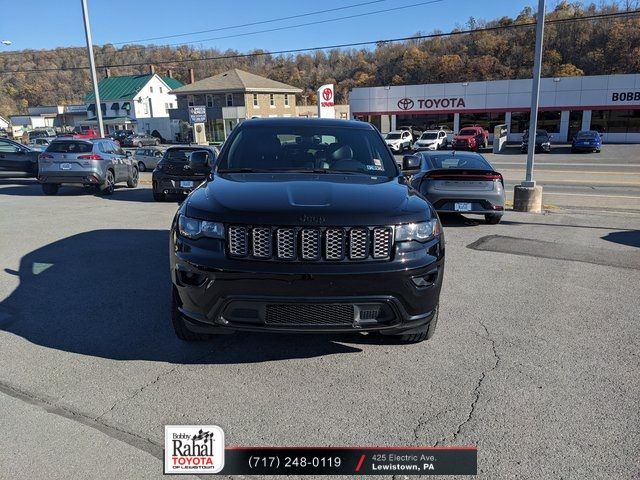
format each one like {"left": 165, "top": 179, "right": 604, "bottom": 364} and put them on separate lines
{"left": 1, "top": 1, "right": 639, "bottom": 118}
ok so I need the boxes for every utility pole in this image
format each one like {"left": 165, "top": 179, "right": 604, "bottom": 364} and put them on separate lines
{"left": 81, "top": 0, "right": 104, "bottom": 137}
{"left": 514, "top": 0, "right": 545, "bottom": 212}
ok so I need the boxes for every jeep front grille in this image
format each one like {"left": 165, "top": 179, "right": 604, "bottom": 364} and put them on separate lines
{"left": 227, "top": 226, "right": 393, "bottom": 262}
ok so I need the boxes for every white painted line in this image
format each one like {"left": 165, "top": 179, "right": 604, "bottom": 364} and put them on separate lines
{"left": 541, "top": 192, "right": 640, "bottom": 199}
{"left": 499, "top": 169, "right": 640, "bottom": 175}
{"left": 493, "top": 162, "right": 639, "bottom": 168}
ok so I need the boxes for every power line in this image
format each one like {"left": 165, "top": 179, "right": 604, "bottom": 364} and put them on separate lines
{"left": 0, "top": 0, "right": 390, "bottom": 57}
{"left": 108, "top": 0, "right": 443, "bottom": 55}
{"left": 112, "top": 0, "right": 390, "bottom": 44}
{"left": 1, "top": 10, "right": 638, "bottom": 75}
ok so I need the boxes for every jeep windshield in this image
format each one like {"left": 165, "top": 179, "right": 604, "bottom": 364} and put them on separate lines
{"left": 420, "top": 133, "right": 438, "bottom": 140}
{"left": 217, "top": 125, "right": 397, "bottom": 176}
{"left": 386, "top": 133, "right": 402, "bottom": 139}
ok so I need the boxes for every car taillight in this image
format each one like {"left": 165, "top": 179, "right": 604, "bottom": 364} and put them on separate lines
{"left": 77, "top": 154, "right": 103, "bottom": 160}
{"left": 38, "top": 153, "right": 53, "bottom": 160}
{"left": 426, "top": 171, "right": 504, "bottom": 185}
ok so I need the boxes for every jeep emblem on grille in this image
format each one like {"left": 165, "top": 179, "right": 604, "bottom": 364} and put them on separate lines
{"left": 299, "top": 214, "right": 326, "bottom": 224}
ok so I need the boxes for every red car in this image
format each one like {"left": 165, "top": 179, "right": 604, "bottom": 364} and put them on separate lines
{"left": 452, "top": 126, "right": 489, "bottom": 151}
{"left": 59, "top": 127, "right": 100, "bottom": 140}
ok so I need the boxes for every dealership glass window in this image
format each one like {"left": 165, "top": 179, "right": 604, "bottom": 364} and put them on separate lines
{"left": 226, "top": 94, "right": 233, "bottom": 107}
{"left": 206, "top": 95, "right": 213, "bottom": 108}
{"left": 187, "top": 95, "right": 195, "bottom": 107}
{"left": 510, "top": 112, "right": 529, "bottom": 133}
{"left": 253, "top": 94, "right": 259, "bottom": 107}
{"left": 591, "top": 109, "right": 640, "bottom": 133}
{"left": 269, "top": 94, "right": 275, "bottom": 107}
{"left": 510, "top": 111, "right": 561, "bottom": 134}
{"left": 537, "top": 111, "right": 561, "bottom": 133}
{"left": 396, "top": 114, "right": 454, "bottom": 132}
{"left": 568, "top": 110, "right": 583, "bottom": 139}
{"left": 460, "top": 112, "right": 505, "bottom": 133}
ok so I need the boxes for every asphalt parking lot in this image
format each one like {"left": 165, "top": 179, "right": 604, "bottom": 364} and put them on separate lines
{"left": 0, "top": 161, "right": 639, "bottom": 478}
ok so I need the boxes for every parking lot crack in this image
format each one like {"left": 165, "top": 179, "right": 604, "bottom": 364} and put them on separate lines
{"left": 93, "top": 346, "right": 225, "bottom": 422}
{"left": 94, "top": 363, "right": 182, "bottom": 423}
{"left": 0, "top": 379, "right": 163, "bottom": 460}
{"left": 434, "top": 320, "right": 499, "bottom": 446}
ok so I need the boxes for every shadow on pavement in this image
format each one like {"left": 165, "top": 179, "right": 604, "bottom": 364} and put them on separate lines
{"left": 601, "top": 230, "right": 640, "bottom": 248}
{"left": 439, "top": 213, "right": 483, "bottom": 228}
{"left": 0, "top": 181, "right": 168, "bottom": 203}
{"left": 0, "top": 229, "right": 363, "bottom": 364}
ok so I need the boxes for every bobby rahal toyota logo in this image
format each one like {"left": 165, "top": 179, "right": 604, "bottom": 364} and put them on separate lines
{"left": 164, "top": 425, "right": 225, "bottom": 474}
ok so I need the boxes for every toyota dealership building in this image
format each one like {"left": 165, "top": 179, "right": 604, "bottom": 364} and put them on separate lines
{"left": 349, "top": 73, "right": 640, "bottom": 143}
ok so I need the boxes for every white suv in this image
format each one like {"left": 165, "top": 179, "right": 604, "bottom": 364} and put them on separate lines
{"left": 413, "top": 129, "right": 450, "bottom": 151}
{"left": 385, "top": 130, "right": 413, "bottom": 153}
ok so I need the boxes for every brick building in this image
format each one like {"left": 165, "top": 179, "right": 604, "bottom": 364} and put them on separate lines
{"left": 169, "top": 69, "right": 302, "bottom": 142}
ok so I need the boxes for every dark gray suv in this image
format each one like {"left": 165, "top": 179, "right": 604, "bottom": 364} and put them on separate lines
{"left": 38, "top": 138, "right": 138, "bottom": 195}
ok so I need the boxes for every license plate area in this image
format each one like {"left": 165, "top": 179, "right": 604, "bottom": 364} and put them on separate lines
{"left": 179, "top": 180, "right": 194, "bottom": 188}
{"left": 454, "top": 202, "right": 472, "bottom": 212}
{"left": 60, "top": 163, "right": 72, "bottom": 170}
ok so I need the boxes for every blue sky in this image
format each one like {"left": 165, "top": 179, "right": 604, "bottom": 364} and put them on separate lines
{"left": 1, "top": 0, "right": 535, "bottom": 53}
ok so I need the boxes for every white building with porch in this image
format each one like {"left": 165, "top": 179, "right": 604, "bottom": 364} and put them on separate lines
{"left": 84, "top": 70, "right": 183, "bottom": 140}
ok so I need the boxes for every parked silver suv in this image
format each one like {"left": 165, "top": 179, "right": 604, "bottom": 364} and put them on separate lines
{"left": 38, "top": 138, "right": 139, "bottom": 195}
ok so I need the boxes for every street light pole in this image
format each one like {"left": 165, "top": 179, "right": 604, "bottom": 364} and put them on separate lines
{"left": 80, "top": 0, "right": 104, "bottom": 137}
{"left": 524, "top": 0, "right": 546, "bottom": 187}
{"left": 513, "top": 0, "right": 545, "bottom": 212}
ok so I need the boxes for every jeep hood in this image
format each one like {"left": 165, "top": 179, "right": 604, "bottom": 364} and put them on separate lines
{"left": 185, "top": 173, "right": 432, "bottom": 226}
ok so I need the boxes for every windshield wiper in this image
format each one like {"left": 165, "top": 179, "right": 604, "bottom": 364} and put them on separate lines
{"left": 217, "top": 168, "right": 270, "bottom": 173}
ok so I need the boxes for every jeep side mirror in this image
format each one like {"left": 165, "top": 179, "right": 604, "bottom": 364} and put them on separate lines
{"left": 402, "top": 154, "right": 421, "bottom": 173}
{"left": 189, "top": 150, "right": 210, "bottom": 166}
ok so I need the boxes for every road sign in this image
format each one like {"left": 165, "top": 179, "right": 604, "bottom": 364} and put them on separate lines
{"left": 189, "top": 106, "right": 207, "bottom": 124}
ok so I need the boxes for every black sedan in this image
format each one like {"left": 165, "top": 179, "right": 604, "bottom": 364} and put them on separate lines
{"left": 0, "top": 138, "right": 40, "bottom": 177}
{"left": 521, "top": 129, "right": 552, "bottom": 153}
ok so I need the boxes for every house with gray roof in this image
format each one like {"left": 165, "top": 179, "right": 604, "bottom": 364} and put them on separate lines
{"left": 169, "top": 68, "right": 302, "bottom": 142}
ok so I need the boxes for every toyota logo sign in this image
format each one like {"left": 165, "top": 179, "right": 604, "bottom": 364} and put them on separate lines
{"left": 322, "top": 88, "right": 333, "bottom": 101}
{"left": 397, "top": 98, "right": 414, "bottom": 110}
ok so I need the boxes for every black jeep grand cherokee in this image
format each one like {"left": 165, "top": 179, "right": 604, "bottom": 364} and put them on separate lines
{"left": 170, "top": 118, "right": 444, "bottom": 343}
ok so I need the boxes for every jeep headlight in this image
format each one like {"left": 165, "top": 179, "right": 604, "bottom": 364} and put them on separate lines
{"left": 395, "top": 219, "right": 442, "bottom": 242}
{"left": 178, "top": 215, "right": 224, "bottom": 239}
